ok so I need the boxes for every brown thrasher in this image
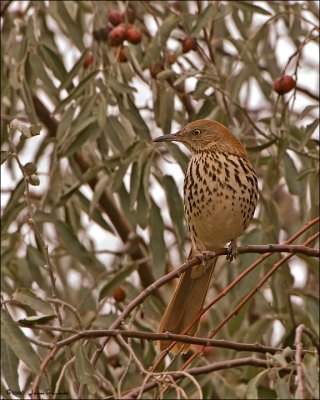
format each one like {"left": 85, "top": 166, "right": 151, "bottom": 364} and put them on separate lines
{"left": 154, "top": 119, "right": 258, "bottom": 354}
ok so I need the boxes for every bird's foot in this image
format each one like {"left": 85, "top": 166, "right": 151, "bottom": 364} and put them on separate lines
{"left": 195, "top": 250, "right": 212, "bottom": 266}
{"left": 226, "top": 240, "right": 238, "bottom": 262}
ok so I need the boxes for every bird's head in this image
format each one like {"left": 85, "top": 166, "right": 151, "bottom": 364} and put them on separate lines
{"left": 154, "top": 119, "right": 247, "bottom": 157}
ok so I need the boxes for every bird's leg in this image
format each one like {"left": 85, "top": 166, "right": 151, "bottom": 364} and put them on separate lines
{"left": 226, "top": 240, "right": 238, "bottom": 262}
{"left": 193, "top": 244, "right": 211, "bottom": 266}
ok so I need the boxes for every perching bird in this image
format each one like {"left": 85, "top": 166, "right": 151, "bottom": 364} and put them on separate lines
{"left": 154, "top": 119, "right": 258, "bottom": 354}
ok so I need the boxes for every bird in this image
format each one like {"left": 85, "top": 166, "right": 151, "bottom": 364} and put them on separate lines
{"left": 153, "top": 119, "right": 258, "bottom": 354}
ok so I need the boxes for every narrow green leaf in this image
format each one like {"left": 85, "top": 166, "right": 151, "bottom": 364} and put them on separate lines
{"left": 90, "top": 175, "right": 109, "bottom": 216}
{"left": 115, "top": 95, "right": 150, "bottom": 140}
{"left": 149, "top": 200, "right": 166, "bottom": 279}
{"left": 166, "top": 142, "right": 189, "bottom": 171}
{"left": 159, "top": 88, "right": 174, "bottom": 134}
{"left": 55, "top": 220, "right": 103, "bottom": 269}
{"left": 59, "top": 50, "right": 89, "bottom": 91}
{"left": 26, "top": 246, "right": 47, "bottom": 288}
{"left": 137, "top": 185, "right": 149, "bottom": 229}
{"left": 1, "top": 150, "right": 10, "bottom": 164}
{"left": 190, "top": 4, "right": 215, "bottom": 37}
{"left": 1, "top": 339, "right": 20, "bottom": 394}
{"left": 283, "top": 152, "right": 301, "bottom": 195}
{"left": 12, "top": 288, "right": 53, "bottom": 315}
{"left": 76, "top": 191, "right": 113, "bottom": 232}
{"left": 27, "top": 54, "right": 58, "bottom": 95}
{"left": 75, "top": 345, "right": 97, "bottom": 394}
{"left": 105, "top": 116, "right": 128, "bottom": 154}
{"left": 55, "top": 2, "right": 85, "bottom": 51}
{"left": 19, "top": 315, "right": 56, "bottom": 326}
{"left": 246, "top": 369, "right": 270, "bottom": 399}
{"left": 54, "top": 70, "right": 98, "bottom": 114}
{"left": 230, "top": 1, "right": 271, "bottom": 16}
{"left": 19, "top": 79, "right": 38, "bottom": 124}
{"left": 99, "top": 263, "right": 138, "bottom": 301}
{"left": 1, "top": 309, "right": 40, "bottom": 375}
{"left": 162, "top": 175, "right": 186, "bottom": 244}
{"left": 64, "top": 121, "right": 101, "bottom": 157}
{"left": 159, "top": 15, "right": 180, "bottom": 43}
{"left": 38, "top": 45, "right": 67, "bottom": 83}
{"left": 130, "top": 151, "right": 148, "bottom": 210}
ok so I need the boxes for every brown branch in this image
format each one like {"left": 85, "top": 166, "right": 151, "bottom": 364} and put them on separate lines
{"left": 36, "top": 329, "right": 312, "bottom": 356}
{"left": 151, "top": 217, "right": 319, "bottom": 370}
{"left": 122, "top": 357, "right": 294, "bottom": 399}
{"left": 295, "top": 324, "right": 306, "bottom": 400}
{"left": 180, "top": 232, "right": 319, "bottom": 370}
{"left": 88, "top": 242, "right": 319, "bottom": 372}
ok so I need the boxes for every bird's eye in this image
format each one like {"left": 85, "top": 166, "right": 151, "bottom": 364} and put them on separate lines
{"left": 194, "top": 129, "right": 201, "bottom": 136}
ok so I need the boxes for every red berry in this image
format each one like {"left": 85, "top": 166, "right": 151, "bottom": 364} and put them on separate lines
{"left": 182, "top": 38, "right": 197, "bottom": 53}
{"left": 108, "top": 10, "right": 124, "bottom": 26}
{"left": 83, "top": 53, "right": 94, "bottom": 69}
{"left": 117, "top": 46, "right": 127, "bottom": 62}
{"left": 108, "top": 26, "right": 127, "bottom": 46}
{"left": 113, "top": 287, "right": 126, "bottom": 302}
{"left": 273, "top": 75, "right": 295, "bottom": 95}
{"left": 127, "top": 27, "right": 142, "bottom": 44}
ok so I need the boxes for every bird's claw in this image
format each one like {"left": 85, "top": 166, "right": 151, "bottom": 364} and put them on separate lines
{"left": 196, "top": 250, "right": 211, "bottom": 266}
{"left": 226, "top": 240, "right": 238, "bottom": 262}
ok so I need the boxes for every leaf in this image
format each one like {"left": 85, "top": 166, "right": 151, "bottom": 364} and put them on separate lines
{"left": 230, "top": 1, "right": 271, "bottom": 16}
{"left": 27, "top": 54, "right": 58, "bottom": 95}
{"left": 1, "top": 309, "right": 40, "bottom": 375}
{"left": 19, "top": 315, "right": 56, "bottom": 326}
{"left": 162, "top": 175, "right": 186, "bottom": 244}
{"left": 38, "top": 44, "right": 67, "bottom": 83}
{"left": 75, "top": 345, "right": 97, "bottom": 394}
{"left": 64, "top": 121, "right": 101, "bottom": 157}
{"left": 149, "top": 200, "right": 166, "bottom": 279}
{"left": 246, "top": 369, "right": 270, "bottom": 399}
{"left": 299, "top": 104, "right": 319, "bottom": 120}
{"left": 190, "top": 4, "right": 215, "bottom": 37}
{"left": 159, "top": 88, "right": 174, "bottom": 134}
{"left": 99, "top": 263, "right": 138, "bottom": 301}
{"left": 59, "top": 50, "right": 89, "bottom": 91}
{"left": 20, "top": 78, "right": 38, "bottom": 124}
{"left": 115, "top": 95, "right": 150, "bottom": 140}
{"left": 1, "top": 339, "right": 20, "bottom": 394}
{"left": 283, "top": 152, "right": 301, "bottom": 195}
{"left": 55, "top": 2, "right": 85, "bottom": 52}
{"left": 1, "top": 150, "right": 10, "bottom": 164}
{"left": 105, "top": 116, "right": 129, "bottom": 154}
{"left": 76, "top": 191, "right": 113, "bottom": 232}
{"left": 54, "top": 220, "right": 103, "bottom": 270}
{"left": 54, "top": 70, "right": 99, "bottom": 114}
{"left": 159, "top": 14, "right": 180, "bottom": 43}
{"left": 90, "top": 175, "right": 109, "bottom": 216}
{"left": 26, "top": 246, "right": 47, "bottom": 288}
{"left": 12, "top": 288, "right": 53, "bottom": 315}
{"left": 166, "top": 142, "right": 189, "bottom": 171}
{"left": 130, "top": 151, "right": 149, "bottom": 210}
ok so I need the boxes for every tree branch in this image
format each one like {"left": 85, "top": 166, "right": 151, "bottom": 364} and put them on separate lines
{"left": 122, "top": 357, "right": 294, "bottom": 399}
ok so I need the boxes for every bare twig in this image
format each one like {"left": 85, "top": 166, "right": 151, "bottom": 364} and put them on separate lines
{"left": 295, "top": 324, "right": 306, "bottom": 400}
{"left": 122, "top": 357, "right": 294, "bottom": 399}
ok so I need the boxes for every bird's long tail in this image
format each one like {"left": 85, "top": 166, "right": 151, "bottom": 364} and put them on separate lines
{"left": 158, "top": 254, "right": 217, "bottom": 354}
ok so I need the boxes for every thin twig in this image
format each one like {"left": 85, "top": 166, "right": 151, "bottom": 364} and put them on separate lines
{"left": 295, "top": 324, "right": 306, "bottom": 400}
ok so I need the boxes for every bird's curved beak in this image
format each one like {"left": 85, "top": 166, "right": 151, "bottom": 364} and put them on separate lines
{"left": 153, "top": 132, "right": 178, "bottom": 143}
